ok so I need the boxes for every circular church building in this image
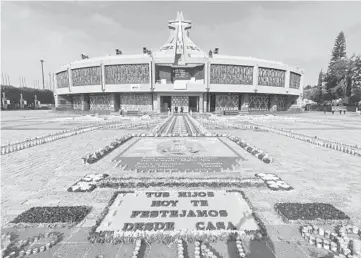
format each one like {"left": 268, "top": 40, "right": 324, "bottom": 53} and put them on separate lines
{"left": 55, "top": 12, "right": 304, "bottom": 113}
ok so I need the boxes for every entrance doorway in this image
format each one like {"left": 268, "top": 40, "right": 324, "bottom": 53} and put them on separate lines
{"left": 189, "top": 96, "right": 199, "bottom": 112}
{"left": 160, "top": 96, "right": 171, "bottom": 113}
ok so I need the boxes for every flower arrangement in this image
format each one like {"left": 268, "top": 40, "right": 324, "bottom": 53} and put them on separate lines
{"left": 194, "top": 241, "right": 201, "bottom": 258}
{"left": 9, "top": 206, "right": 92, "bottom": 228}
{"left": 132, "top": 239, "right": 142, "bottom": 258}
{"left": 1, "top": 116, "right": 166, "bottom": 156}
{"left": 300, "top": 224, "right": 361, "bottom": 257}
{"left": 82, "top": 129, "right": 276, "bottom": 167}
{"left": 68, "top": 174, "right": 109, "bottom": 192}
{"left": 200, "top": 242, "right": 217, "bottom": 258}
{"left": 82, "top": 135, "right": 133, "bottom": 164}
{"left": 99, "top": 177, "right": 265, "bottom": 190}
{"left": 177, "top": 239, "right": 185, "bottom": 258}
{"left": 1, "top": 125, "right": 93, "bottom": 155}
{"left": 1, "top": 231, "right": 61, "bottom": 258}
{"left": 151, "top": 115, "right": 175, "bottom": 134}
{"left": 274, "top": 203, "right": 350, "bottom": 224}
{"left": 249, "top": 122, "right": 361, "bottom": 156}
{"left": 186, "top": 114, "right": 209, "bottom": 135}
{"left": 88, "top": 190, "right": 268, "bottom": 245}
{"left": 196, "top": 116, "right": 361, "bottom": 156}
{"left": 236, "top": 235, "right": 247, "bottom": 258}
{"left": 196, "top": 118, "right": 255, "bottom": 130}
{"left": 255, "top": 173, "right": 293, "bottom": 191}
{"left": 224, "top": 134, "right": 274, "bottom": 164}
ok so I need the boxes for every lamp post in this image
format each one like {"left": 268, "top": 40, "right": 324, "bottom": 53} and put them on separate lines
{"left": 40, "top": 59, "right": 45, "bottom": 89}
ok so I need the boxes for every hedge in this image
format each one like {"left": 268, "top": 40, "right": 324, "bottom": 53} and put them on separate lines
{"left": 1, "top": 85, "right": 54, "bottom": 104}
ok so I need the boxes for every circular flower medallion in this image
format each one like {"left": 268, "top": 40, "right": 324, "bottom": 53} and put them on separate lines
{"left": 156, "top": 139, "right": 202, "bottom": 156}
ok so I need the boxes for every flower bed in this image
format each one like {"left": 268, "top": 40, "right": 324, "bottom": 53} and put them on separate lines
{"left": 274, "top": 203, "right": 350, "bottom": 224}
{"left": 186, "top": 115, "right": 209, "bottom": 135}
{"left": 99, "top": 177, "right": 265, "bottom": 189}
{"left": 152, "top": 115, "right": 175, "bottom": 134}
{"left": 68, "top": 174, "right": 109, "bottom": 192}
{"left": 1, "top": 231, "right": 62, "bottom": 258}
{"left": 249, "top": 121, "right": 361, "bottom": 156}
{"left": 1, "top": 125, "right": 98, "bottom": 155}
{"left": 82, "top": 135, "right": 132, "bottom": 164}
{"left": 255, "top": 173, "right": 293, "bottom": 191}
{"left": 88, "top": 190, "right": 268, "bottom": 245}
{"left": 10, "top": 206, "right": 92, "bottom": 227}
{"left": 299, "top": 224, "right": 361, "bottom": 257}
{"left": 225, "top": 134, "right": 274, "bottom": 164}
{"left": 196, "top": 116, "right": 361, "bottom": 156}
{"left": 1, "top": 116, "right": 166, "bottom": 156}
{"left": 196, "top": 118, "right": 255, "bottom": 130}
{"left": 82, "top": 131, "right": 274, "bottom": 166}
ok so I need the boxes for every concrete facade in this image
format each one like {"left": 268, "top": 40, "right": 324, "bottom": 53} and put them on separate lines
{"left": 55, "top": 12, "right": 304, "bottom": 113}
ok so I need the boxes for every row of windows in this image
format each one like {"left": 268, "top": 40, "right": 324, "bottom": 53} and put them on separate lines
{"left": 56, "top": 65, "right": 301, "bottom": 88}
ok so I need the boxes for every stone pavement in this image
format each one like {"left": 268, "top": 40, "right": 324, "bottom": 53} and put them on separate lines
{"left": 1, "top": 111, "right": 360, "bottom": 258}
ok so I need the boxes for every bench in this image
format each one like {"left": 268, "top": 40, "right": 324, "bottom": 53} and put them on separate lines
{"left": 331, "top": 106, "right": 346, "bottom": 114}
{"left": 124, "top": 110, "right": 142, "bottom": 116}
{"left": 224, "top": 110, "right": 240, "bottom": 116}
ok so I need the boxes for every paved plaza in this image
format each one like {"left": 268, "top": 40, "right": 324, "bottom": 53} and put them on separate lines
{"left": 1, "top": 110, "right": 361, "bottom": 258}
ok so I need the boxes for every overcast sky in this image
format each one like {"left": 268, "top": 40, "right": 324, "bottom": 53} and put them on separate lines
{"left": 2, "top": 1, "right": 361, "bottom": 88}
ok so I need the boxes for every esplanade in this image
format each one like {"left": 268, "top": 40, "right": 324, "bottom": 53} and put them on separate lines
{"left": 55, "top": 12, "right": 304, "bottom": 113}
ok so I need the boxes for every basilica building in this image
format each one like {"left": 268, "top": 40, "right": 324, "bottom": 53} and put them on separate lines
{"left": 55, "top": 12, "right": 304, "bottom": 113}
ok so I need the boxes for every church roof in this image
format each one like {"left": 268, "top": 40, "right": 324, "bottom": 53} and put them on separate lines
{"left": 155, "top": 12, "right": 205, "bottom": 63}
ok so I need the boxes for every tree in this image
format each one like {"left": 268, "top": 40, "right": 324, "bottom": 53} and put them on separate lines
{"left": 328, "top": 31, "right": 347, "bottom": 68}
{"left": 317, "top": 70, "right": 323, "bottom": 87}
{"left": 324, "top": 31, "right": 348, "bottom": 100}
{"left": 314, "top": 70, "right": 323, "bottom": 103}
{"left": 350, "top": 54, "right": 361, "bottom": 104}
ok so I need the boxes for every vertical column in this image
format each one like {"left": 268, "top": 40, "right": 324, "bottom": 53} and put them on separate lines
{"left": 34, "top": 95, "right": 39, "bottom": 108}
{"left": 207, "top": 93, "right": 211, "bottom": 112}
{"left": 151, "top": 61, "right": 155, "bottom": 90}
{"left": 156, "top": 94, "right": 160, "bottom": 113}
{"left": 285, "top": 70, "right": 290, "bottom": 89}
{"left": 253, "top": 65, "right": 259, "bottom": 90}
{"left": 207, "top": 59, "right": 212, "bottom": 112}
{"left": 206, "top": 61, "right": 210, "bottom": 91}
{"left": 53, "top": 73, "right": 57, "bottom": 107}
{"left": 54, "top": 93, "right": 58, "bottom": 108}
{"left": 199, "top": 94, "right": 203, "bottom": 113}
{"left": 20, "top": 94, "right": 24, "bottom": 109}
{"left": 204, "top": 61, "right": 208, "bottom": 87}
{"left": 241, "top": 94, "right": 249, "bottom": 112}
{"left": 101, "top": 63, "right": 106, "bottom": 92}
{"left": 203, "top": 93, "right": 207, "bottom": 113}
{"left": 68, "top": 67, "right": 72, "bottom": 93}
{"left": 2, "top": 92, "right": 7, "bottom": 110}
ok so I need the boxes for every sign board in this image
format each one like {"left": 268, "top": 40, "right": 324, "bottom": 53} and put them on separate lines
{"left": 130, "top": 84, "right": 141, "bottom": 91}
{"left": 6, "top": 100, "right": 10, "bottom": 104}
{"left": 173, "top": 68, "right": 191, "bottom": 80}
{"left": 174, "top": 80, "right": 187, "bottom": 90}
{"left": 96, "top": 190, "right": 259, "bottom": 233}
{"left": 24, "top": 101, "right": 27, "bottom": 105}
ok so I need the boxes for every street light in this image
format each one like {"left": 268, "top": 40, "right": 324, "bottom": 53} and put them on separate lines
{"left": 40, "top": 59, "right": 45, "bottom": 90}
